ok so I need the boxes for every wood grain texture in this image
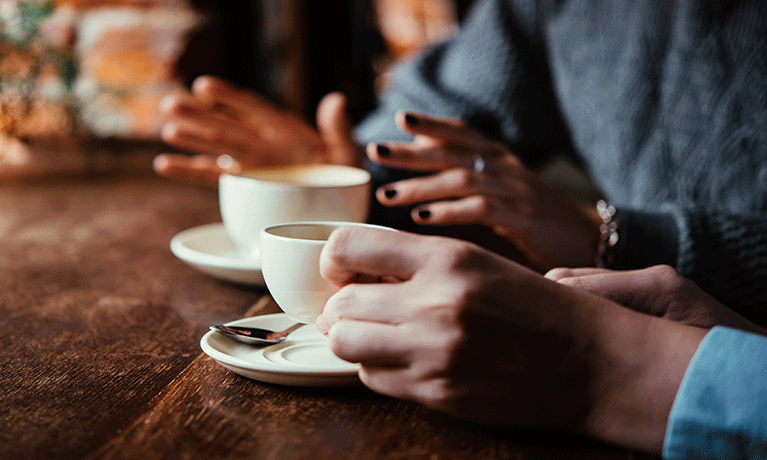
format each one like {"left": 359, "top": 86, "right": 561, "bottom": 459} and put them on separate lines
{"left": 0, "top": 174, "right": 264, "bottom": 459}
{"left": 92, "top": 297, "right": 634, "bottom": 460}
{"left": 92, "top": 349, "right": 632, "bottom": 460}
{"left": 0, "top": 173, "right": 645, "bottom": 460}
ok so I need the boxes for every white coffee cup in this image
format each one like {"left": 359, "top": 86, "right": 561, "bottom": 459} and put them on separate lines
{"left": 260, "top": 221, "right": 395, "bottom": 323}
{"left": 219, "top": 164, "right": 371, "bottom": 259}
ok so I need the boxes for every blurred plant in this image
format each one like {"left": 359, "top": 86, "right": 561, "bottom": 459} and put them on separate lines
{"left": 0, "top": 0, "right": 78, "bottom": 138}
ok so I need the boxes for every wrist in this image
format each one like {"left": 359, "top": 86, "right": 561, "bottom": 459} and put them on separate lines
{"left": 579, "top": 306, "right": 706, "bottom": 454}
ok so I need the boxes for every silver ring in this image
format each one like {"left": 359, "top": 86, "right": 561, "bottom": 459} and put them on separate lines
{"left": 472, "top": 154, "right": 486, "bottom": 174}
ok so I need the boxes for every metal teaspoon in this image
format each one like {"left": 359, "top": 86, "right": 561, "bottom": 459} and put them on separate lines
{"left": 209, "top": 322, "right": 304, "bottom": 345}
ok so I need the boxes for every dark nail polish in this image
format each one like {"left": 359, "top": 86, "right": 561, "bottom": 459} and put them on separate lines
{"left": 404, "top": 113, "right": 419, "bottom": 125}
{"left": 417, "top": 209, "right": 431, "bottom": 219}
{"left": 376, "top": 145, "right": 391, "bottom": 157}
{"left": 384, "top": 188, "right": 397, "bottom": 198}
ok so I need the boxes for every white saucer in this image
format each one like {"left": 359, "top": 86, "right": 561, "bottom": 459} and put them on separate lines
{"left": 201, "top": 313, "right": 361, "bottom": 387}
{"left": 170, "top": 223, "right": 265, "bottom": 286}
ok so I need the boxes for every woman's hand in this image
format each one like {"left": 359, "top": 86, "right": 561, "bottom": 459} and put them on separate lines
{"left": 153, "top": 76, "right": 362, "bottom": 185}
{"left": 546, "top": 265, "right": 767, "bottom": 335}
{"left": 367, "top": 112, "right": 602, "bottom": 271}
{"left": 315, "top": 226, "right": 706, "bottom": 454}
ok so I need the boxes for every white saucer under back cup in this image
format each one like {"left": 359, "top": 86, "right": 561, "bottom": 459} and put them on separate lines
{"left": 219, "top": 165, "right": 371, "bottom": 259}
{"left": 169, "top": 223, "right": 265, "bottom": 286}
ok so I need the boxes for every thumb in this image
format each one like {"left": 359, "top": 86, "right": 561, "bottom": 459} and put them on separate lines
{"left": 316, "top": 92, "right": 362, "bottom": 165}
{"left": 320, "top": 226, "right": 421, "bottom": 287}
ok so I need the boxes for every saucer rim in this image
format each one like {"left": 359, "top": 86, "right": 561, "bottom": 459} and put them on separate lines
{"left": 200, "top": 313, "right": 361, "bottom": 387}
{"left": 170, "top": 222, "right": 259, "bottom": 270}
{"left": 170, "top": 223, "right": 265, "bottom": 286}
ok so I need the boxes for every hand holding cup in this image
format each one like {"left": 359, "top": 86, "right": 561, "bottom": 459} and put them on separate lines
{"left": 260, "top": 222, "right": 395, "bottom": 323}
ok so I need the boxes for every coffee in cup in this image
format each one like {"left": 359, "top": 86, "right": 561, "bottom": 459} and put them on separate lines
{"left": 219, "top": 164, "right": 371, "bottom": 259}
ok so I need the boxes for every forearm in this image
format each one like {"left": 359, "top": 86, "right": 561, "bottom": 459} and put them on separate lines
{"left": 579, "top": 304, "right": 707, "bottom": 454}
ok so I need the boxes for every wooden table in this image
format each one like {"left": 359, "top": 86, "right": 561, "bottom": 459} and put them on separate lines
{"left": 0, "top": 172, "right": 650, "bottom": 460}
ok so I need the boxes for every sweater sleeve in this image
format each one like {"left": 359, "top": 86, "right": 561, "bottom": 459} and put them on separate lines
{"left": 356, "top": 0, "right": 571, "bottom": 159}
{"left": 355, "top": 0, "right": 572, "bottom": 230}
{"left": 663, "top": 326, "right": 767, "bottom": 460}
{"left": 614, "top": 206, "right": 767, "bottom": 325}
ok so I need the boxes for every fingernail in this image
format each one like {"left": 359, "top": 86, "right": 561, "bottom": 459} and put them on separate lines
{"left": 315, "top": 315, "right": 329, "bottom": 335}
{"left": 404, "top": 113, "right": 419, "bottom": 125}
{"left": 383, "top": 188, "right": 397, "bottom": 199}
{"left": 159, "top": 94, "right": 177, "bottom": 113}
{"left": 152, "top": 154, "right": 169, "bottom": 170}
{"left": 376, "top": 144, "right": 391, "bottom": 157}
{"left": 160, "top": 123, "right": 178, "bottom": 140}
{"left": 417, "top": 209, "right": 431, "bottom": 219}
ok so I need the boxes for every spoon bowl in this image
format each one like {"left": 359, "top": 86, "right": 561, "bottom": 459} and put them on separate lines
{"left": 210, "top": 322, "right": 304, "bottom": 345}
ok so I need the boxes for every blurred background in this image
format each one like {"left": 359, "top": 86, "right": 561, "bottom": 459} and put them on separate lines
{"left": 0, "top": 0, "right": 476, "bottom": 177}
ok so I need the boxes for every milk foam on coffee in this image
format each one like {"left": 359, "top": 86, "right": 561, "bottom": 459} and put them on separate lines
{"left": 238, "top": 165, "right": 371, "bottom": 187}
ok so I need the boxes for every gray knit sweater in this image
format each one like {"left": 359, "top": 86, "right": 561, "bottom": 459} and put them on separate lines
{"left": 355, "top": 0, "right": 767, "bottom": 323}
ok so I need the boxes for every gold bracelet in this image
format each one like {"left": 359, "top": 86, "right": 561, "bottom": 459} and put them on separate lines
{"left": 595, "top": 200, "right": 620, "bottom": 268}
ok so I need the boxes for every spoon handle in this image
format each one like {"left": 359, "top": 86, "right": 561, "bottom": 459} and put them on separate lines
{"left": 265, "top": 322, "right": 304, "bottom": 341}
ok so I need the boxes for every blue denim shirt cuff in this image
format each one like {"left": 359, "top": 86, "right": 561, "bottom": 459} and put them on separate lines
{"left": 663, "top": 326, "right": 767, "bottom": 459}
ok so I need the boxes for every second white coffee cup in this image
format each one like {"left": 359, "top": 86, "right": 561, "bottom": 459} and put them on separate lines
{"left": 220, "top": 164, "right": 371, "bottom": 259}
{"left": 260, "top": 222, "right": 395, "bottom": 324}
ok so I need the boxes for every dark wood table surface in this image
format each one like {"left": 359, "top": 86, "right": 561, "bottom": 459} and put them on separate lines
{"left": 0, "top": 171, "right": 651, "bottom": 460}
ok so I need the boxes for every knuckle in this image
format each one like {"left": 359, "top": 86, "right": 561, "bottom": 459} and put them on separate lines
{"left": 160, "top": 94, "right": 186, "bottom": 116}
{"left": 450, "top": 168, "right": 475, "bottom": 189}
{"left": 437, "top": 325, "right": 466, "bottom": 359}
{"left": 488, "top": 140, "right": 506, "bottom": 152}
{"left": 439, "top": 239, "right": 483, "bottom": 272}
{"left": 357, "top": 367, "right": 379, "bottom": 391}
{"left": 164, "top": 100, "right": 183, "bottom": 116}
{"left": 328, "top": 286, "right": 358, "bottom": 315}
{"left": 324, "top": 226, "right": 356, "bottom": 263}
{"left": 469, "top": 195, "right": 494, "bottom": 216}
{"left": 359, "top": 367, "right": 406, "bottom": 399}
{"left": 650, "top": 265, "right": 701, "bottom": 304}
{"left": 326, "top": 328, "right": 350, "bottom": 359}
{"left": 514, "top": 182, "right": 532, "bottom": 201}
{"left": 554, "top": 276, "right": 586, "bottom": 290}
{"left": 160, "top": 123, "right": 180, "bottom": 142}
{"left": 320, "top": 227, "right": 363, "bottom": 284}
{"left": 325, "top": 319, "right": 361, "bottom": 362}
{"left": 502, "top": 152, "right": 522, "bottom": 168}
{"left": 322, "top": 284, "right": 360, "bottom": 328}
{"left": 415, "top": 380, "right": 453, "bottom": 408}
{"left": 649, "top": 264, "right": 683, "bottom": 290}
{"left": 650, "top": 264, "right": 679, "bottom": 277}
{"left": 450, "top": 285, "right": 476, "bottom": 318}
{"left": 209, "top": 129, "right": 226, "bottom": 143}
